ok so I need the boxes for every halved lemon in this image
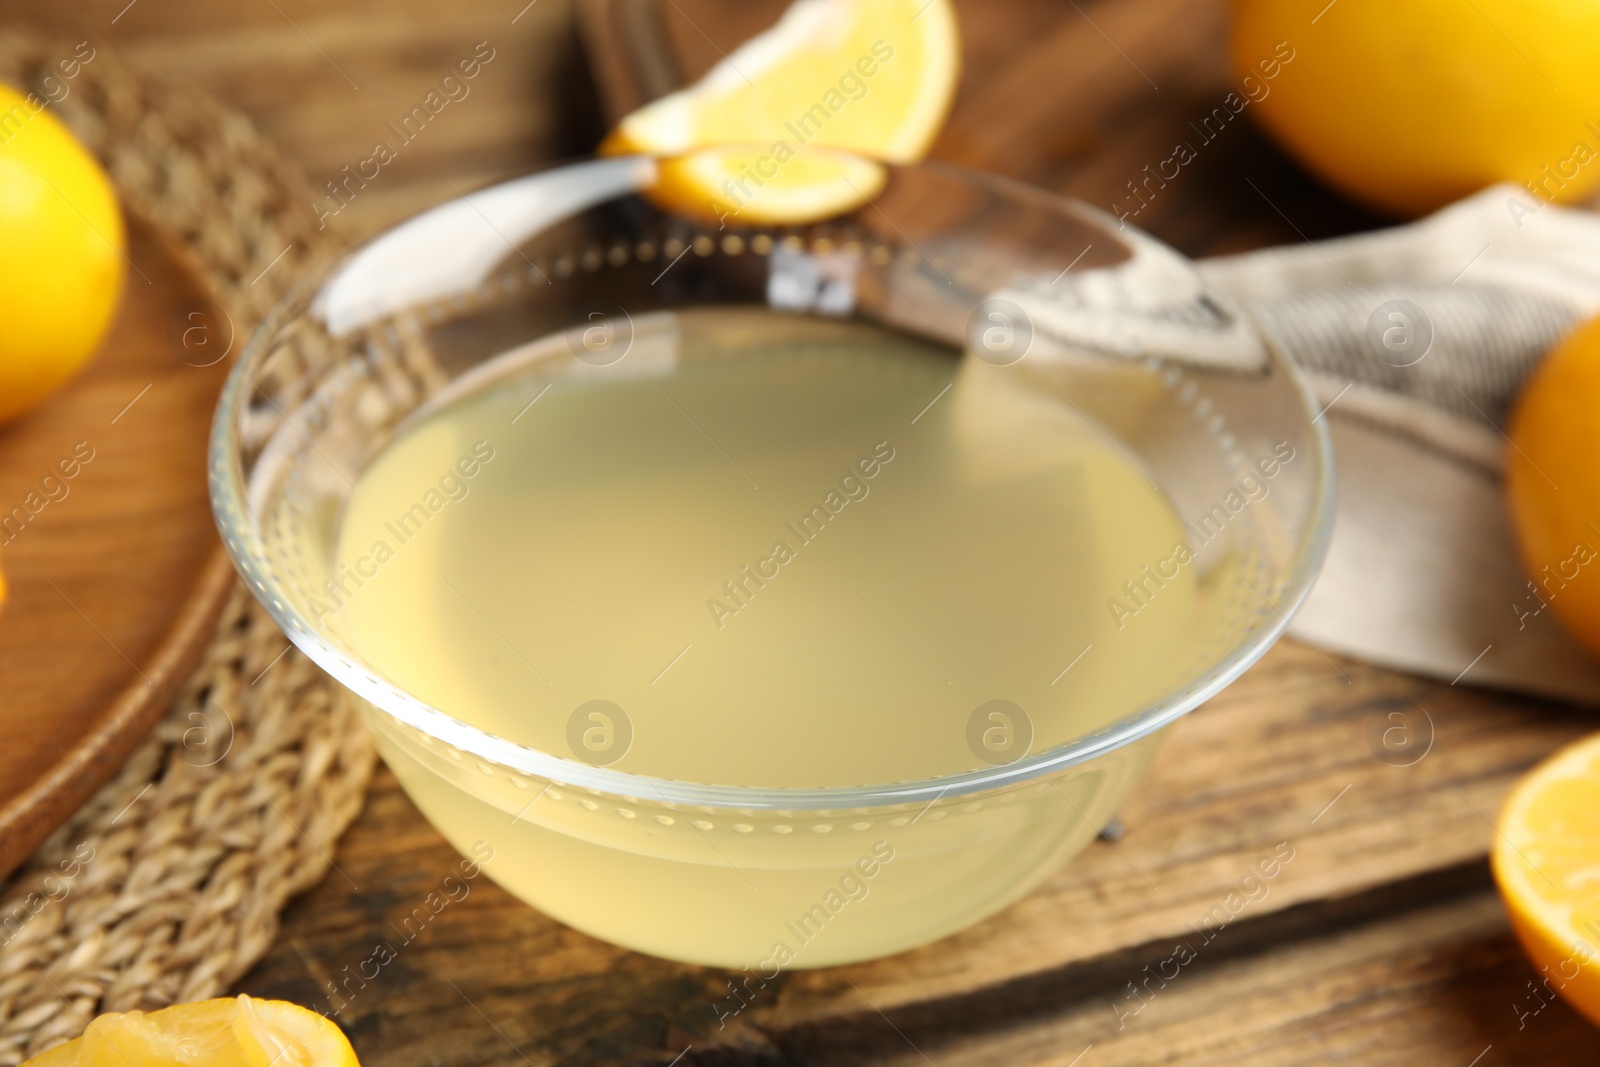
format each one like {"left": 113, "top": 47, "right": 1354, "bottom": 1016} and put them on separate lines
{"left": 1493, "top": 732, "right": 1600, "bottom": 1027}
{"left": 22, "top": 996, "right": 358, "bottom": 1067}
{"left": 601, "top": 0, "right": 960, "bottom": 225}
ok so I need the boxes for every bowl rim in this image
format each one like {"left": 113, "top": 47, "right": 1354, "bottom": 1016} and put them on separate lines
{"left": 209, "top": 151, "right": 1338, "bottom": 812}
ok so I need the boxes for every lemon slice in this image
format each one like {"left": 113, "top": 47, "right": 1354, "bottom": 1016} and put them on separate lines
{"left": 23, "top": 996, "right": 359, "bottom": 1067}
{"left": 602, "top": 0, "right": 960, "bottom": 224}
{"left": 637, "top": 144, "right": 892, "bottom": 226}
{"left": 1493, "top": 732, "right": 1600, "bottom": 1027}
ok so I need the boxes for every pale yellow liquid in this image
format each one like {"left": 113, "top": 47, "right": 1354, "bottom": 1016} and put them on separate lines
{"left": 330, "top": 308, "right": 1198, "bottom": 965}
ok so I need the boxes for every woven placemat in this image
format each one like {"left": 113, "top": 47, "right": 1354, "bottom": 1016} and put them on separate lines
{"left": 0, "top": 29, "right": 374, "bottom": 1064}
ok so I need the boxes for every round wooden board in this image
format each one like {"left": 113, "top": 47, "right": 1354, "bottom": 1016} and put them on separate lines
{"left": 0, "top": 214, "right": 237, "bottom": 879}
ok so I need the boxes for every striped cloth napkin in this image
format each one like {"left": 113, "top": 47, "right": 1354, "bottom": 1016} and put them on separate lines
{"left": 1201, "top": 186, "right": 1600, "bottom": 702}
{"left": 1022, "top": 184, "right": 1600, "bottom": 702}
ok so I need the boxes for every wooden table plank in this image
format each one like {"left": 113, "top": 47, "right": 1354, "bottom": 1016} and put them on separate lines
{"left": 770, "top": 888, "right": 1597, "bottom": 1066}
{"left": 12, "top": 0, "right": 605, "bottom": 242}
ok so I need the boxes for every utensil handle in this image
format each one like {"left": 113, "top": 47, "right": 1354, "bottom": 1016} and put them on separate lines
{"left": 576, "top": 0, "right": 684, "bottom": 126}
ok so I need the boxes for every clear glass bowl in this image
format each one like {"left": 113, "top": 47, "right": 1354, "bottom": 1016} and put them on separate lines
{"left": 209, "top": 150, "right": 1334, "bottom": 968}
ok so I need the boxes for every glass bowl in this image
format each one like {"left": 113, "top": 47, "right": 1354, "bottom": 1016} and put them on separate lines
{"left": 209, "top": 150, "right": 1334, "bottom": 968}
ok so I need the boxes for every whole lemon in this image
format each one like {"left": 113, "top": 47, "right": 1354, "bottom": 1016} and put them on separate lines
{"left": 0, "top": 83, "right": 125, "bottom": 424}
{"left": 1507, "top": 315, "right": 1600, "bottom": 655}
{"left": 1232, "top": 0, "right": 1600, "bottom": 217}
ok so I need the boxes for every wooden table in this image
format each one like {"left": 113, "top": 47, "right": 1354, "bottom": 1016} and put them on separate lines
{"left": 5, "top": 0, "right": 1597, "bottom": 1063}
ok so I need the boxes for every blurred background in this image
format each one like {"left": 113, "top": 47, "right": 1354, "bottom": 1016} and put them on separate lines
{"left": 0, "top": 0, "right": 1385, "bottom": 254}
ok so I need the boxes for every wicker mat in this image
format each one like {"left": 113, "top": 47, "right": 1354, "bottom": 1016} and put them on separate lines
{"left": 0, "top": 30, "right": 374, "bottom": 1065}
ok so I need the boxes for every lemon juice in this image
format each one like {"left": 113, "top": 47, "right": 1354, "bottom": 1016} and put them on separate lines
{"left": 327, "top": 307, "right": 1198, "bottom": 964}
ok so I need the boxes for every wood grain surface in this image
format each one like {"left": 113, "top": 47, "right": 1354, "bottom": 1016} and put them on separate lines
{"left": 1, "top": 0, "right": 1594, "bottom": 1064}
{"left": 0, "top": 217, "right": 235, "bottom": 880}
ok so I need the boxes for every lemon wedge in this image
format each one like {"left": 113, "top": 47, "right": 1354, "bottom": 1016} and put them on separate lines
{"left": 22, "top": 996, "right": 359, "bottom": 1067}
{"left": 602, "top": 0, "right": 959, "bottom": 224}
